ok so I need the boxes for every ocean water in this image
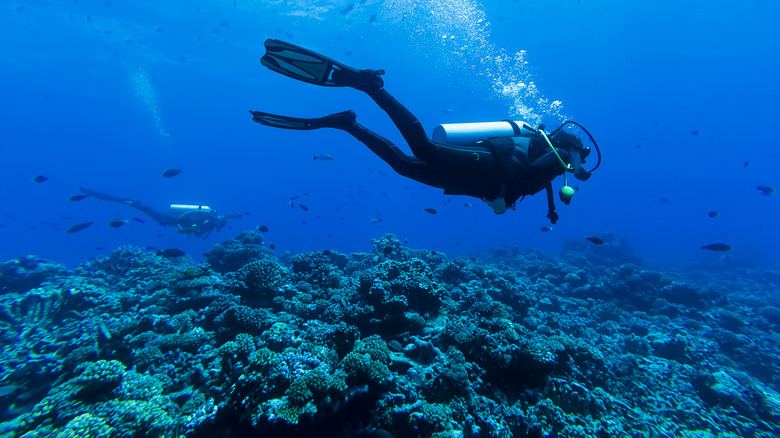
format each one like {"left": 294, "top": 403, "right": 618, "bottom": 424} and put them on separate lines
{"left": 1, "top": 1, "right": 779, "bottom": 436}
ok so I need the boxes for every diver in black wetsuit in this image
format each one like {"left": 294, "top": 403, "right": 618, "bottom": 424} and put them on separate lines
{"left": 250, "top": 39, "right": 601, "bottom": 223}
{"left": 77, "top": 187, "right": 232, "bottom": 238}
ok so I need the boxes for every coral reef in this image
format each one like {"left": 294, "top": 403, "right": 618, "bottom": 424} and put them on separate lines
{"left": 0, "top": 233, "right": 778, "bottom": 437}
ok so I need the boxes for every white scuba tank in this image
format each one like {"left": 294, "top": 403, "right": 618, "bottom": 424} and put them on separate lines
{"left": 432, "top": 121, "right": 535, "bottom": 146}
{"left": 169, "top": 204, "right": 213, "bottom": 216}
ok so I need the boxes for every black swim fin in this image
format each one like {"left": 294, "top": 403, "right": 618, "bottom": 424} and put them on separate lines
{"left": 260, "top": 39, "right": 385, "bottom": 92}
{"left": 249, "top": 110, "right": 356, "bottom": 130}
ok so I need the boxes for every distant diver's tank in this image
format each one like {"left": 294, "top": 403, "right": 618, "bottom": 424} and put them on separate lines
{"left": 169, "top": 204, "right": 213, "bottom": 216}
{"left": 432, "top": 121, "right": 535, "bottom": 146}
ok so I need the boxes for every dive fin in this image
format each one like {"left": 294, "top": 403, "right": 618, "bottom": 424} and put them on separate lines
{"left": 260, "top": 39, "right": 385, "bottom": 91}
{"left": 249, "top": 110, "right": 356, "bottom": 130}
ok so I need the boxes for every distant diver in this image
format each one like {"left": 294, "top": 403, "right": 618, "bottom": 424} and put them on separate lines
{"left": 250, "top": 39, "right": 601, "bottom": 223}
{"left": 77, "top": 187, "right": 234, "bottom": 238}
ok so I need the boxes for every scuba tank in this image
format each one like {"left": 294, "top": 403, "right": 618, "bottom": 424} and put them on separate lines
{"left": 432, "top": 121, "right": 535, "bottom": 146}
{"left": 169, "top": 204, "right": 213, "bottom": 215}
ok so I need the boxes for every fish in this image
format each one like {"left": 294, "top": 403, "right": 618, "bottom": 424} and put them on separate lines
{"left": 257, "top": 225, "right": 269, "bottom": 232}
{"left": 463, "top": 203, "right": 472, "bottom": 207}
{"left": 133, "top": 217, "right": 145, "bottom": 223}
{"left": 701, "top": 243, "right": 732, "bottom": 252}
{"left": 743, "top": 161, "right": 750, "bottom": 167}
{"left": 162, "top": 168, "right": 182, "bottom": 178}
{"left": 177, "top": 228, "right": 197, "bottom": 235}
{"left": 156, "top": 248, "right": 186, "bottom": 258}
{"left": 298, "top": 204, "right": 309, "bottom": 211}
{"left": 423, "top": 208, "right": 437, "bottom": 214}
{"left": 540, "top": 226, "right": 553, "bottom": 232}
{"left": 66, "top": 222, "right": 93, "bottom": 233}
{"left": 370, "top": 218, "right": 382, "bottom": 224}
{"left": 33, "top": 175, "right": 49, "bottom": 183}
{"left": 691, "top": 130, "right": 700, "bottom": 136}
{"left": 369, "top": 14, "right": 377, "bottom": 23}
{"left": 269, "top": 243, "right": 275, "bottom": 250}
{"left": 586, "top": 236, "right": 605, "bottom": 245}
{"left": 708, "top": 211, "right": 719, "bottom": 218}
{"left": 757, "top": 185, "right": 776, "bottom": 196}
{"left": 340, "top": 3, "right": 354, "bottom": 14}
{"left": 108, "top": 219, "right": 127, "bottom": 228}
{"left": 69, "top": 194, "right": 89, "bottom": 201}
{"left": 313, "top": 154, "right": 334, "bottom": 161}
{"left": 658, "top": 198, "right": 671, "bottom": 204}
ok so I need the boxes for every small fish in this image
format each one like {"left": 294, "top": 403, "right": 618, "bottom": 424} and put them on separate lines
{"left": 369, "top": 14, "right": 377, "bottom": 23}
{"left": 69, "top": 194, "right": 89, "bottom": 201}
{"left": 370, "top": 218, "right": 382, "bottom": 224}
{"left": 540, "top": 226, "right": 553, "bottom": 232}
{"left": 133, "top": 217, "right": 145, "bottom": 223}
{"left": 635, "top": 144, "right": 643, "bottom": 149}
{"left": 757, "top": 185, "right": 776, "bottom": 196}
{"left": 463, "top": 202, "right": 472, "bottom": 207}
{"left": 177, "top": 228, "right": 197, "bottom": 235}
{"left": 586, "top": 236, "right": 605, "bottom": 245}
{"left": 33, "top": 175, "right": 49, "bottom": 183}
{"left": 298, "top": 204, "right": 309, "bottom": 211}
{"left": 313, "top": 154, "right": 334, "bottom": 161}
{"left": 108, "top": 219, "right": 127, "bottom": 228}
{"left": 743, "top": 161, "right": 750, "bottom": 167}
{"left": 701, "top": 243, "right": 732, "bottom": 252}
{"left": 691, "top": 130, "right": 700, "bottom": 136}
{"left": 257, "top": 225, "right": 269, "bottom": 232}
{"left": 423, "top": 208, "right": 437, "bottom": 214}
{"left": 162, "top": 168, "right": 182, "bottom": 178}
{"left": 269, "top": 243, "right": 275, "bottom": 250}
{"left": 66, "top": 222, "right": 93, "bottom": 233}
{"left": 708, "top": 211, "right": 719, "bottom": 218}
{"left": 340, "top": 3, "right": 354, "bottom": 14}
{"left": 157, "top": 248, "right": 186, "bottom": 258}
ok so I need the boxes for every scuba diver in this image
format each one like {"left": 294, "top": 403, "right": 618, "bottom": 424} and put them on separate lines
{"left": 250, "top": 39, "right": 601, "bottom": 224}
{"left": 77, "top": 187, "right": 233, "bottom": 238}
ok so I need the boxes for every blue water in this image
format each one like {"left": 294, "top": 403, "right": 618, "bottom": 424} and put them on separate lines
{"left": 1, "top": 0, "right": 778, "bottom": 267}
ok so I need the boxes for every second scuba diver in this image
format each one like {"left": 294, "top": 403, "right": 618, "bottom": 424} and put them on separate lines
{"left": 250, "top": 39, "right": 601, "bottom": 224}
{"left": 78, "top": 187, "right": 233, "bottom": 238}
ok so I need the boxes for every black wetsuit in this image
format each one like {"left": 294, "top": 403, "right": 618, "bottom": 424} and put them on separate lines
{"left": 338, "top": 88, "right": 582, "bottom": 215}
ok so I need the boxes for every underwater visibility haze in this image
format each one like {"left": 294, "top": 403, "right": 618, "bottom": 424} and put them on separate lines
{"left": 1, "top": 0, "right": 779, "bottom": 436}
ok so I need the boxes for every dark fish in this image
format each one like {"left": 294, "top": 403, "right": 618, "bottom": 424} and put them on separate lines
{"left": 708, "top": 211, "right": 719, "bottom": 218}
{"left": 702, "top": 243, "right": 732, "bottom": 252}
{"left": 269, "top": 243, "right": 275, "bottom": 250}
{"left": 743, "top": 161, "right": 750, "bottom": 167}
{"left": 691, "top": 130, "right": 700, "bottom": 136}
{"left": 61, "top": 215, "right": 74, "bottom": 219}
{"left": 369, "top": 14, "right": 377, "bottom": 23}
{"left": 340, "top": 3, "right": 354, "bottom": 14}
{"left": 298, "top": 204, "right": 309, "bottom": 211}
{"left": 33, "top": 175, "right": 49, "bottom": 183}
{"left": 108, "top": 219, "right": 127, "bottom": 228}
{"left": 162, "top": 168, "right": 182, "bottom": 178}
{"left": 177, "top": 228, "right": 197, "bottom": 235}
{"left": 157, "top": 248, "right": 186, "bottom": 258}
{"left": 586, "top": 236, "right": 605, "bottom": 245}
{"left": 313, "top": 154, "right": 334, "bottom": 161}
{"left": 133, "top": 217, "right": 145, "bottom": 223}
{"left": 424, "top": 208, "right": 437, "bottom": 214}
{"left": 540, "top": 226, "right": 553, "bottom": 232}
{"left": 257, "top": 225, "right": 269, "bottom": 232}
{"left": 757, "top": 185, "right": 776, "bottom": 196}
{"left": 69, "top": 194, "right": 89, "bottom": 201}
{"left": 66, "top": 222, "right": 93, "bottom": 233}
